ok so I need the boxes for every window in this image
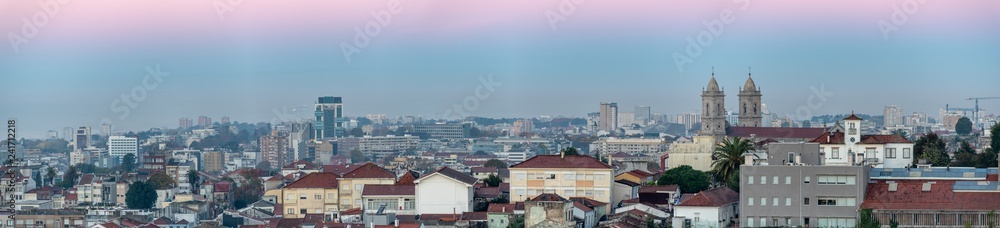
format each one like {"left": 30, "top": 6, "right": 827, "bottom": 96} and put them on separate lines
{"left": 328, "top": 193, "right": 335, "bottom": 200}
{"left": 773, "top": 176, "right": 778, "bottom": 184}
{"left": 760, "top": 218, "right": 767, "bottom": 226}
{"left": 315, "top": 194, "right": 322, "bottom": 199}
{"left": 748, "top": 176, "right": 754, "bottom": 184}
{"left": 748, "top": 217, "right": 755, "bottom": 227}
{"left": 565, "top": 190, "right": 575, "bottom": 196}
{"left": 341, "top": 184, "right": 349, "bottom": 190}
{"left": 565, "top": 173, "right": 575, "bottom": 180}
{"left": 786, "top": 198, "right": 791, "bottom": 206}
{"left": 886, "top": 148, "right": 896, "bottom": 158}
{"left": 547, "top": 174, "right": 556, "bottom": 179}
{"left": 785, "top": 176, "right": 791, "bottom": 185}
{"left": 515, "top": 173, "right": 526, "bottom": 180}
{"left": 817, "top": 175, "right": 856, "bottom": 185}
{"left": 831, "top": 147, "right": 840, "bottom": 159}
{"left": 355, "top": 184, "right": 363, "bottom": 190}
{"left": 596, "top": 190, "right": 606, "bottom": 197}
{"left": 804, "top": 176, "right": 811, "bottom": 184}
{"left": 817, "top": 197, "right": 856, "bottom": 206}
{"left": 288, "top": 208, "right": 294, "bottom": 214}
{"left": 342, "top": 199, "right": 350, "bottom": 205}
{"left": 300, "top": 194, "right": 307, "bottom": 199}
{"left": 748, "top": 197, "right": 754, "bottom": 206}
{"left": 355, "top": 199, "right": 362, "bottom": 205}
{"left": 595, "top": 174, "right": 606, "bottom": 180}
{"left": 759, "top": 197, "right": 766, "bottom": 206}
{"left": 903, "top": 148, "right": 911, "bottom": 158}
{"left": 804, "top": 198, "right": 810, "bottom": 205}
{"left": 760, "top": 176, "right": 767, "bottom": 184}
{"left": 515, "top": 189, "right": 525, "bottom": 196}
{"left": 773, "top": 198, "right": 778, "bottom": 206}
{"left": 286, "top": 194, "right": 294, "bottom": 200}
{"left": 866, "top": 148, "right": 876, "bottom": 158}
{"left": 818, "top": 218, "right": 856, "bottom": 227}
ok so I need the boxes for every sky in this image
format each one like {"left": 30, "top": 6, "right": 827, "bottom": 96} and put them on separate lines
{"left": 1, "top": 0, "right": 1000, "bottom": 138}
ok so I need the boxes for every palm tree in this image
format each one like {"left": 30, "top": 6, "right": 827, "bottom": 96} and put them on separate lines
{"left": 187, "top": 170, "right": 200, "bottom": 190}
{"left": 45, "top": 167, "right": 56, "bottom": 186}
{"left": 711, "top": 137, "right": 754, "bottom": 185}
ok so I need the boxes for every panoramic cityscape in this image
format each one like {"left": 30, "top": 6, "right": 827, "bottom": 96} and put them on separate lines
{"left": 2, "top": 1, "right": 1000, "bottom": 228}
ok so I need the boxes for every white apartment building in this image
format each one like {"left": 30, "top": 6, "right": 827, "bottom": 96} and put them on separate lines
{"left": 810, "top": 114, "right": 914, "bottom": 168}
{"left": 108, "top": 136, "right": 138, "bottom": 161}
{"left": 589, "top": 137, "right": 667, "bottom": 154}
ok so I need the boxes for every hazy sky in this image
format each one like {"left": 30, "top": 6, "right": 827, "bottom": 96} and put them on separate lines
{"left": 2, "top": 0, "right": 1000, "bottom": 138}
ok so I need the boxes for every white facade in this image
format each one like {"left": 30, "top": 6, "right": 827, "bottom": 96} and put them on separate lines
{"left": 820, "top": 118, "right": 914, "bottom": 168}
{"left": 589, "top": 137, "right": 667, "bottom": 154}
{"left": 108, "top": 136, "right": 138, "bottom": 161}
{"left": 414, "top": 173, "right": 474, "bottom": 214}
{"left": 674, "top": 203, "right": 738, "bottom": 228}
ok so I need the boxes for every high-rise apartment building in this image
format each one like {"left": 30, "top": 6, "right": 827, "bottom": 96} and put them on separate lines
{"left": 314, "top": 96, "right": 345, "bottom": 140}
{"left": 108, "top": 136, "right": 138, "bottom": 161}
{"left": 197, "top": 116, "right": 212, "bottom": 127}
{"left": 260, "top": 130, "right": 289, "bottom": 170}
{"left": 884, "top": 105, "right": 903, "bottom": 127}
{"left": 179, "top": 117, "right": 193, "bottom": 129}
{"left": 634, "top": 106, "right": 651, "bottom": 124}
{"left": 73, "top": 127, "right": 92, "bottom": 151}
{"left": 599, "top": 102, "right": 618, "bottom": 131}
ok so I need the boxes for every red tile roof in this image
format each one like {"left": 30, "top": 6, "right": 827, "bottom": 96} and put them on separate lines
{"left": 340, "top": 207, "right": 363, "bottom": 215}
{"left": 573, "top": 201, "right": 594, "bottom": 212}
{"left": 529, "top": 193, "right": 566, "bottom": 202}
{"left": 421, "top": 167, "right": 478, "bottom": 185}
{"left": 844, "top": 113, "right": 863, "bottom": 120}
{"left": 475, "top": 187, "right": 501, "bottom": 199}
{"left": 615, "top": 179, "right": 642, "bottom": 187}
{"left": 461, "top": 212, "right": 488, "bottom": 221}
{"left": 361, "top": 184, "right": 415, "bottom": 196}
{"left": 570, "top": 197, "right": 608, "bottom": 208}
{"left": 341, "top": 163, "right": 395, "bottom": 179}
{"left": 676, "top": 187, "right": 739, "bottom": 207}
{"left": 727, "top": 127, "right": 827, "bottom": 140}
{"left": 471, "top": 166, "right": 499, "bottom": 173}
{"left": 283, "top": 172, "right": 340, "bottom": 189}
{"left": 487, "top": 203, "right": 515, "bottom": 213}
{"left": 396, "top": 171, "right": 417, "bottom": 185}
{"left": 861, "top": 180, "right": 1000, "bottom": 211}
{"left": 214, "top": 181, "right": 232, "bottom": 192}
{"left": 283, "top": 160, "right": 321, "bottom": 170}
{"left": 810, "top": 132, "right": 845, "bottom": 144}
{"left": 510, "top": 155, "right": 612, "bottom": 169}
{"left": 625, "top": 170, "right": 656, "bottom": 179}
{"left": 420, "top": 214, "right": 462, "bottom": 221}
{"left": 638, "top": 185, "right": 679, "bottom": 193}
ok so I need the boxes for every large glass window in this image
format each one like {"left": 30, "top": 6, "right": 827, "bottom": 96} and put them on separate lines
{"left": 817, "top": 175, "right": 856, "bottom": 185}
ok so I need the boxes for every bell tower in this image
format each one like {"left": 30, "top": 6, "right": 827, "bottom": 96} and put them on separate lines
{"left": 701, "top": 69, "right": 727, "bottom": 139}
{"left": 738, "top": 67, "right": 763, "bottom": 127}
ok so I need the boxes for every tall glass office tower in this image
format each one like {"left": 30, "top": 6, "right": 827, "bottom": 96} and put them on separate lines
{"left": 314, "top": 96, "right": 345, "bottom": 140}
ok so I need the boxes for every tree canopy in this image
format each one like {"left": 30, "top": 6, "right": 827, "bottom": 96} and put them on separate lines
{"left": 561, "top": 147, "right": 580, "bottom": 156}
{"left": 58, "top": 166, "right": 78, "bottom": 189}
{"left": 956, "top": 117, "right": 973, "bottom": 135}
{"left": 148, "top": 172, "right": 176, "bottom": 190}
{"left": 914, "top": 133, "right": 948, "bottom": 165}
{"left": 350, "top": 149, "right": 368, "bottom": 163}
{"left": 657, "top": 165, "right": 710, "bottom": 194}
{"left": 711, "top": 137, "right": 753, "bottom": 186}
{"left": 483, "top": 174, "right": 502, "bottom": 187}
{"left": 122, "top": 153, "right": 137, "bottom": 173}
{"left": 125, "top": 181, "right": 157, "bottom": 209}
{"left": 485, "top": 159, "right": 508, "bottom": 169}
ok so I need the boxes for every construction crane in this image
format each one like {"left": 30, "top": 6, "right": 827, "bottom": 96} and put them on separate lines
{"left": 967, "top": 97, "right": 1000, "bottom": 124}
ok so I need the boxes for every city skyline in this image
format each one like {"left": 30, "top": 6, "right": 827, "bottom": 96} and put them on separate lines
{"left": 3, "top": 1, "right": 1000, "bottom": 138}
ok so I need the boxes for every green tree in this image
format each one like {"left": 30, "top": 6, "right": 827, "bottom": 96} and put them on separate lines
{"left": 508, "top": 216, "right": 524, "bottom": 228}
{"left": 59, "top": 166, "right": 78, "bottom": 189}
{"left": 187, "top": 170, "right": 200, "bottom": 189}
{"left": 921, "top": 146, "right": 950, "bottom": 166}
{"left": 890, "top": 219, "right": 899, "bottom": 228}
{"left": 485, "top": 159, "right": 508, "bottom": 169}
{"left": 349, "top": 127, "right": 364, "bottom": 137}
{"left": 256, "top": 161, "right": 272, "bottom": 171}
{"left": 483, "top": 174, "right": 502, "bottom": 187}
{"left": 474, "top": 150, "right": 488, "bottom": 156}
{"left": 657, "top": 165, "right": 710, "bottom": 194}
{"left": 711, "top": 137, "right": 753, "bottom": 186}
{"left": 148, "top": 172, "right": 176, "bottom": 190}
{"left": 122, "top": 153, "right": 136, "bottom": 173}
{"left": 956, "top": 117, "right": 973, "bottom": 135}
{"left": 45, "top": 167, "right": 56, "bottom": 186}
{"left": 232, "top": 169, "right": 265, "bottom": 209}
{"left": 990, "top": 123, "right": 1000, "bottom": 154}
{"left": 32, "top": 172, "right": 42, "bottom": 187}
{"left": 801, "top": 120, "right": 811, "bottom": 128}
{"left": 914, "top": 133, "right": 947, "bottom": 165}
{"left": 350, "top": 149, "right": 368, "bottom": 163}
{"left": 727, "top": 169, "right": 740, "bottom": 192}
{"left": 987, "top": 210, "right": 996, "bottom": 228}
{"left": 857, "top": 208, "right": 881, "bottom": 228}
{"left": 980, "top": 123, "right": 1000, "bottom": 168}
{"left": 954, "top": 141, "right": 978, "bottom": 167}
{"left": 561, "top": 147, "right": 580, "bottom": 156}
{"left": 125, "top": 181, "right": 157, "bottom": 209}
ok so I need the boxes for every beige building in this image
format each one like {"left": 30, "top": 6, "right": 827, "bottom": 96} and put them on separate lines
{"left": 264, "top": 172, "right": 341, "bottom": 219}
{"left": 337, "top": 163, "right": 397, "bottom": 210}
{"left": 509, "top": 155, "right": 614, "bottom": 214}
{"left": 589, "top": 137, "right": 667, "bottom": 154}
{"left": 202, "top": 151, "right": 223, "bottom": 173}
{"left": 663, "top": 135, "right": 717, "bottom": 171}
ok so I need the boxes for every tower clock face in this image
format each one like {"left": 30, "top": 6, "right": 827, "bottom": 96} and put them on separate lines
{"left": 850, "top": 137, "right": 856, "bottom": 143}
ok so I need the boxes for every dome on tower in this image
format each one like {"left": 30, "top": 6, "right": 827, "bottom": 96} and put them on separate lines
{"left": 742, "top": 75, "right": 757, "bottom": 91}
{"left": 707, "top": 75, "right": 720, "bottom": 92}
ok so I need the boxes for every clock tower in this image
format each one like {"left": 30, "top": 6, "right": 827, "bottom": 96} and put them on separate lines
{"left": 844, "top": 112, "right": 863, "bottom": 157}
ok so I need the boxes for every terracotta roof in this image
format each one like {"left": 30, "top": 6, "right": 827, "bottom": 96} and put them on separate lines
{"left": 625, "top": 170, "right": 656, "bottom": 178}
{"left": 284, "top": 172, "right": 340, "bottom": 189}
{"left": 638, "top": 185, "right": 679, "bottom": 193}
{"left": 282, "top": 160, "right": 321, "bottom": 170}
{"left": 861, "top": 180, "right": 1000, "bottom": 211}
{"left": 341, "top": 163, "right": 395, "bottom": 179}
{"left": 570, "top": 197, "right": 608, "bottom": 208}
{"left": 323, "top": 163, "right": 364, "bottom": 176}
{"left": 214, "top": 181, "right": 232, "bottom": 192}
{"left": 676, "top": 187, "right": 739, "bottom": 207}
{"left": 152, "top": 217, "right": 171, "bottom": 225}
{"left": 727, "top": 127, "right": 827, "bottom": 140}
{"left": 615, "top": 179, "right": 641, "bottom": 187}
{"left": 78, "top": 174, "right": 95, "bottom": 185}
{"left": 487, "top": 203, "right": 515, "bottom": 213}
{"left": 510, "top": 155, "right": 612, "bottom": 169}
{"left": 573, "top": 201, "right": 594, "bottom": 212}
{"left": 461, "top": 212, "right": 488, "bottom": 221}
{"left": 810, "top": 132, "right": 845, "bottom": 144}
{"left": 471, "top": 166, "right": 499, "bottom": 173}
{"left": 362, "top": 184, "right": 414, "bottom": 196}
{"left": 475, "top": 187, "right": 501, "bottom": 199}
{"left": 65, "top": 193, "right": 77, "bottom": 201}
{"left": 340, "top": 207, "right": 363, "bottom": 215}
{"left": 396, "top": 171, "right": 418, "bottom": 185}
{"left": 419, "top": 214, "right": 462, "bottom": 221}
{"left": 529, "top": 193, "right": 566, "bottom": 202}
{"left": 265, "top": 174, "right": 285, "bottom": 182}
{"left": 421, "top": 167, "right": 478, "bottom": 185}
{"left": 844, "top": 113, "right": 863, "bottom": 120}
{"left": 100, "top": 222, "right": 122, "bottom": 228}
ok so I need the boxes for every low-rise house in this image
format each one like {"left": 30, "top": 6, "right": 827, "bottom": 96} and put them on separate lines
{"left": 524, "top": 193, "right": 575, "bottom": 228}
{"left": 14, "top": 209, "right": 86, "bottom": 227}
{"left": 486, "top": 203, "right": 516, "bottom": 228}
{"left": 614, "top": 169, "right": 658, "bottom": 184}
{"left": 337, "top": 163, "right": 397, "bottom": 210}
{"left": 361, "top": 184, "right": 416, "bottom": 215}
{"left": 281, "top": 160, "right": 322, "bottom": 176}
{"left": 415, "top": 167, "right": 478, "bottom": 215}
{"left": 265, "top": 172, "right": 341, "bottom": 219}
{"left": 637, "top": 185, "right": 680, "bottom": 210}
{"left": 672, "top": 187, "right": 740, "bottom": 228}
{"left": 611, "top": 180, "right": 641, "bottom": 207}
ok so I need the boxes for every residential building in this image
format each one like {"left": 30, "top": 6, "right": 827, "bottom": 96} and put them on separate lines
{"left": 414, "top": 167, "right": 478, "bottom": 214}
{"left": 810, "top": 113, "right": 914, "bottom": 168}
{"left": 361, "top": 184, "right": 416, "bottom": 215}
{"left": 590, "top": 137, "right": 667, "bottom": 154}
{"left": 739, "top": 162, "right": 869, "bottom": 227}
{"left": 179, "top": 117, "right": 193, "bottom": 129}
{"left": 510, "top": 119, "right": 533, "bottom": 136}
{"left": 524, "top": 193, "right": 575, "bottom": 228}
{"left": 635, "top": 106, "right": 651, "bottom": 124}
{"left": 862, "top": 167, "right": 1000, "bottom": 227}
{"left": 509, "top": 155, "right": 614, "bottom": 214}
{"left": 280, "top": 160, "right": 322, "bottom": 176}
{"left": 166, "top": 161, "right": 193, "bottom": 192}
{"left": 13, "top": 209, "right": 86, "bottom": 228}
{"left": 673, "top": 187, "right": 740, "bottom": 228}
{"left": 265, "top": 172, "right": 341, "bottom": 219}
{"left": 611, "top": 180, "right": 641, "bottom": 207}
{"left": 337, "top": 163, "right": 396, "bottom": 210}
{"left": 197, "top": 115, "right": 211, "bottom": 126}
{"left": 75, "top": 174, "right": 105, "bottom": 205}
{"left": 260, "top": 130, "right": 289, "bottom": 170}
{"left": 599, "top": 102, "right": 618, "bottom": 131}
{"left": 638, "top": 185, "right": 681, "bottom": 210}
{"left": 358, "top": 135, "right": 419, "bottom": 159}
{"left": 73, "top": 126, "right": 91, "bottom": 151}
{"left": 487, "top": 203, "right": 517, "bottom": 228}
{"left": 413, "top": 123, "right": 471, "bottom": 139}
{"left": 108, "top": 135, "right": 138, "bottom": 162}
{"left": 314, "top": 96, "right": 345, "bottom": 140}
{"left": 202, "top": 151, "right": 223, "bottom": 173}
{"left": 885, "top": 105, "right": 904, "bottom": 127}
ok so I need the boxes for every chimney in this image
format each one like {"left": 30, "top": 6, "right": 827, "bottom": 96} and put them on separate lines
{"left": 503, "top": 206, "right": 506, "bottom": 213}
{"left": 560, "top": 150, "right": 565, "bottom": 158}
{"left": 394, "top": 219, "right": 399, "bottom": 227}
